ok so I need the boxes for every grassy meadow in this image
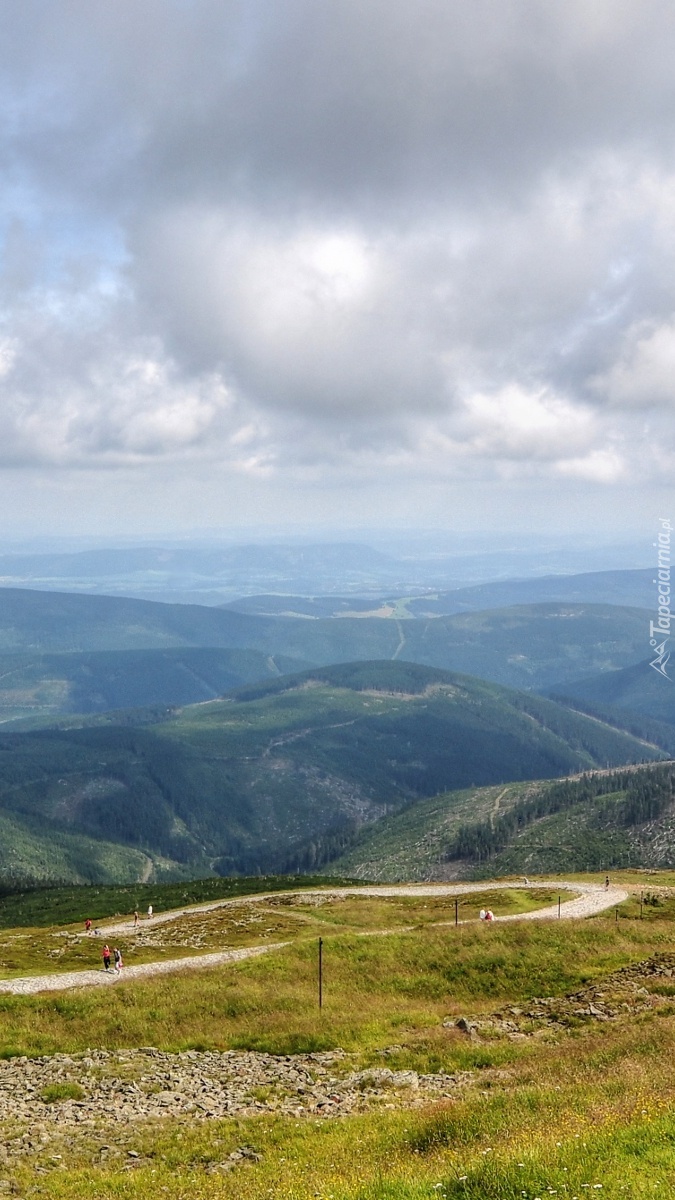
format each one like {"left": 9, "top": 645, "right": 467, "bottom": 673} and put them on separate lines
{"left": 0, "top": 877, "right": 674, "bottom": 1198}
{"left": 0, "top": 885, "right": 557, "bottom": 981}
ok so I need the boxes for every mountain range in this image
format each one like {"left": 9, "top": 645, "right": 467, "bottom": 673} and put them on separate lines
{"left": 0, "top": 587, "right": 656, "bottom": 723}
{"left": 0, "top": 541, "right": 652, "bottom": 604}
{"left": 0, "top": 660, "right": 661, "bottom": 884}
{"left": 0, "top": 560, "right": 668, "bottom": 888}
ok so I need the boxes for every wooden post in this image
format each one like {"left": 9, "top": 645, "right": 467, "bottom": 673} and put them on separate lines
{"left": 558, "top": 895, "right": 561, "bottom": 919}
{"left": 455, "top": 898, "right": 458, "bottom": 927}
{"left": 318, "top": 938, "right": 323, "bottom": 1010}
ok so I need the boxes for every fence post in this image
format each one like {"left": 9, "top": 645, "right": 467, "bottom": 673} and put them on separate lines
{"left": 455, "top": 898, "right": 458, "bottom": 927}
{"left": 558, "top": 895, "right": 561, "bottom": 919}
{"left": 318, "top": 938, "right": 323, "bottom": 1009}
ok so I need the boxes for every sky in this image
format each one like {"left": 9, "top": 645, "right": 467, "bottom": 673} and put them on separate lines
{"left": 0, "top": 0, "right": 674, "bottom": 540}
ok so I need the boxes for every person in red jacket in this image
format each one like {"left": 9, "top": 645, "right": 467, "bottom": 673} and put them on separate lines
{"left": 102, "top": 944, "right": 111, "bottom": 971}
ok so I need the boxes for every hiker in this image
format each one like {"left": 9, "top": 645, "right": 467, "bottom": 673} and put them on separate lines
{"left": 485, "top": 909, "right": 494, "bottom": 922}
{"left": 102, "top": 944, "right": 111, "bottom": 971}
{"left": 84, "top": 918, "right": 92, "bottom": 934}
{"left": 147, "top": 904, "right": 153, "bottom": 919}
{"left": 479, "top": 909, "right": 487, "bottom": 921}
{"left": 113, "top": 947, "right": 123, "bottom": 974}
{"left": 133, "top": 910, "right": 139, "bottom": 927}
{"left": 605, "top": 875, "right": 610, "bottom": 890}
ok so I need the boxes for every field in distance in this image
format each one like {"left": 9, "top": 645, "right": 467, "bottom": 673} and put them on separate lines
{"left": 225, "top": 566, "right": 654, "bottom": 618}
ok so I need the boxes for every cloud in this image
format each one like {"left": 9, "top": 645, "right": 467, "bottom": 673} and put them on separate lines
{"left": 1, "top": 0, "right": 675, "bottom": 512}
{"left": 457, "top": 386, "right": 596, "bottom": 462}
{"left": 595, "top": 318, "right": 675, "bottom": 409}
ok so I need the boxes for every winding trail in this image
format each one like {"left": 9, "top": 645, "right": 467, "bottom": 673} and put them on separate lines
{"left": 0, "top": 881, "right": 627, "bottom": 996}
{"left": 391, "top": 619, "right": 407, "bottom": 659}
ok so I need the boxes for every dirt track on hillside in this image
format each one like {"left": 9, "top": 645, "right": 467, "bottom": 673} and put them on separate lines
{"left": 0, "top": 881, "right": 627, "bottom": 995}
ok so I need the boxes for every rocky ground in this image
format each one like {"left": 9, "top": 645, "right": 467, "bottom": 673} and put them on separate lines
{"left": 452, "top": 951, "right": 675, "bottom": 1040}
{"left": 0, "top": 1044, "right": 474, "bottom": 1187}
{"left": 0, "top": 1045, "right": 472, "bottom": 1133}
{"left": 2, "top": 952, "right": 673, "bottom": 1143}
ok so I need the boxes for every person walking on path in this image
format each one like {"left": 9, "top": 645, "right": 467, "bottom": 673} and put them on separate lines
{"left": 102, "top": 944, "right": 111, "bottom": 971}
{"left": 605, "top": 875, "right": 610, "bottom": 890}
{"left": 84, "top": 918, "right": 92, "bottom": 934}
{"left": 133, "top": 911, "right": 139, "bottom": 927}
{"left": 113, "top": 948, "right": 123, "bottom": 974}
{"left": 147, "top": 905, "right": 153, "bottom": 919}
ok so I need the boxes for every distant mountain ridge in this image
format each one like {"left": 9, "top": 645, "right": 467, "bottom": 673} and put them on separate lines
{"left": 406, "top": 568, "right": 655, "bottom": 616}
{"left": 0, "top": 542, "right": 653, "bottom": 604}
{"left": 225, "top": 568, "right": 655, "bottom": 619}
{"left": 0, "top": 588, "right": 653, "bottom": 695}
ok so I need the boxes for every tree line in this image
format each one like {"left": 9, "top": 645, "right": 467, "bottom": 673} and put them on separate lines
{"left": 444, "top": 764, "right": 675, "bottom": 864}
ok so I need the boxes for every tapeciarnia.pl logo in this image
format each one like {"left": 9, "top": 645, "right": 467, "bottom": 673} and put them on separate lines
{"left": 649, "top": 517, "right": 672, "bottom": 679}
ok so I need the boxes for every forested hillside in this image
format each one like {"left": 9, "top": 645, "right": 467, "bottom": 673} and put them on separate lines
{"left": 333, "top": 762, "right": 675, "bottom": 880}
{"left": 0, "top": 647, "right": 311, "bottom": 723}
{"left": 555, "top": 658, "right": 675, "bottom": 726}
{"left": 0, "top": 662, "right": 659, "bottom": 884}
{"left": 0, "top": 588, "right": 652, "bottom": 694}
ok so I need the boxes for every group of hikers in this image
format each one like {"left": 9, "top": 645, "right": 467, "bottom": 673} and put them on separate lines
{"left": 82, "top": 903, "right": 155, "bottom": 974}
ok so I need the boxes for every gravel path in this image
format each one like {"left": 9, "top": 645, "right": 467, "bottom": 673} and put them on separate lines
{"left": 0, "top": 881, "right": 627, "bottom": 996}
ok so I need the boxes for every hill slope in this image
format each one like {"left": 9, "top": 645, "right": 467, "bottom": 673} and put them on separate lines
{"left": 0, "top": 661, "right": 660, "bottom": 884}
{"left": 406, "top": 568, "right": 654, "bottom": 616}
{"left": 554, "top": 658, "right": 675, "bottom": 725}
{"left": 0, "top": 647, "right": 312, "bottom": 724}
{"left": 331, "top": 760, "right": 675, "bottom": 881}
{"left": 0, "top": 588, "right": 652, "bottom": 693}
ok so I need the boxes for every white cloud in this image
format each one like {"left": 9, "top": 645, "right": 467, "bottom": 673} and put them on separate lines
{"left": 594, "top": 319, "right": 675, "bottom": 409}
{"left": 1, "top": 0, "right": 675, "bottom": 529}
{"left": 555, "top": 448, "right": 626, "bottom": 483}
{"left": 457, "top": 386, "right": 595, "bottom": 462}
